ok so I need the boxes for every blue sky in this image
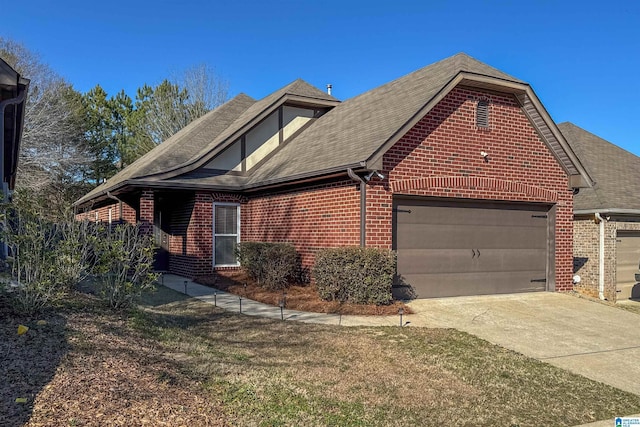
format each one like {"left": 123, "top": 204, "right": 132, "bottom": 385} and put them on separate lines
{"left": 2, "top": 0, "right": 639, "bottom": 154}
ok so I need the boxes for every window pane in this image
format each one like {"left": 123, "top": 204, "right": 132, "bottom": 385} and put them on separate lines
{"left": 215, "top": 236, "right": 237, "bottom": 265}
{"left": 215, "top": 205, "right": 237, "bottom": 234}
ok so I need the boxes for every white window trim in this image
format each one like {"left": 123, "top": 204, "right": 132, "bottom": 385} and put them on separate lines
{"left": 213, "top": 202, "right": 241, "bottom": 268}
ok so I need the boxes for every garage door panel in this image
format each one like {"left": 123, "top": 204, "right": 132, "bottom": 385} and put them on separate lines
{"left": 397, "top": 249, "right": 547, "bottom": 274}
{"left": 394, "top": 198, "right": 550, "bottom": 298}
{"left": 396, "top": 202, "right": 548, "bottom": 227}
{"left": 397, "top": 224, "right": 546, "bottom": 249}
{"left": 401, "top": 271, "right": 547, "bottom": 298}
{"left": 616, "top": 233, "right": 640, "bottom": 300}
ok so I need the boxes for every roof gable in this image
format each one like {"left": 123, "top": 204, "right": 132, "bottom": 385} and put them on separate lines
{"left": 77, "top": 93, "right": 256, "bottom": 204}
{"left": 560, "top": 122, "right": 640, "bottom": 214}
{"left": 77, "top": 79, "right": 338, "bottom": 205}
{"left": 246, "top": 53, "right": 591, "bottom": 188}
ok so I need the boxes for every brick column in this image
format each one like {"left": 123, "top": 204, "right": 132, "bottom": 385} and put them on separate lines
{"left": 192, "top": 192, "right": 213, "bottom": 276}
{"left": 139, "top": 190, "right": 154, "bottom": 236}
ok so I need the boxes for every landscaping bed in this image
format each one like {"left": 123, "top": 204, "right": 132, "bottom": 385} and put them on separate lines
{"left": 196, "top": 270, "right": 412, "bottom": 315}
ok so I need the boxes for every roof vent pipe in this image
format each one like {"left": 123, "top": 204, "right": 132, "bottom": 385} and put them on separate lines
{"left": 326, "top": 84, "right": 332, "bottom": 96}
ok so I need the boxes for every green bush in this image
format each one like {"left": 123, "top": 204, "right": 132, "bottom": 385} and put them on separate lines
{"left": 312, "top": 247, "right": 396, "bottom": 305}
{"left": 1, "top": 197, "right": 85, "bottom": 314}
{"left": 93, "top": 224, "right": 157, "bottom": 309}
{"left": 236, "top": 242, "right": 299, "bottom": 290}
{"left": 0, "top": 191, "right": 157, "bottom": 313}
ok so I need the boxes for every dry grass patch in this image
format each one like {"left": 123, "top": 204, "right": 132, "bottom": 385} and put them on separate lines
{"left": 4, "top": 286, "right": 640, "bottom": 427}
{"left": 132, "top": 286, "right": 640, "bottom": 426}
{"left": 617, "top": 300, "right": 640, "bottom": 315}
{"left": 196, "top": 270, "right": 412, "bottom": 315}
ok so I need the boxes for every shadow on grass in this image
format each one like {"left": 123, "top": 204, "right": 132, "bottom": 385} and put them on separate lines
{"left": 0, "top": 295, "right": 69, "bottom": 427}
{"left": 136, "top": 286, "right": 339, "bottom": 368}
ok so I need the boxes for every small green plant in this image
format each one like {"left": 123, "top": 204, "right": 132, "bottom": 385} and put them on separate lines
{"left": 313, "top": 247, "right": 396, "bottom": 305}
{"left": 235, "top": 242, "right": 299, "bottom": 290}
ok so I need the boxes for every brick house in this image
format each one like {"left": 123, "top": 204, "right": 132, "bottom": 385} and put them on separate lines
{"left": 75, "top": 53, "right": 593, "bottom": 298}
{"left": 561, "top": 122, "right": 640, "bottom": 302}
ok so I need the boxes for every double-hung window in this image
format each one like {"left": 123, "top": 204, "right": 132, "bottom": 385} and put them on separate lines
{"left": 214, "top": 203, "right": 240, "bottom": 267}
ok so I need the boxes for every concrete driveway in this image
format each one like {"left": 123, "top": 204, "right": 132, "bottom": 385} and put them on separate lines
{"left": 406, "top": 292, "right": 640, "bottom": 396}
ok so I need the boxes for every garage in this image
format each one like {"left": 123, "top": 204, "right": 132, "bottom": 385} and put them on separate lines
{"left": 616, "top": 231, "right": 640, "bottom": 300}
{"left": 394, "top": 198, "right": 552, "bottom": 298}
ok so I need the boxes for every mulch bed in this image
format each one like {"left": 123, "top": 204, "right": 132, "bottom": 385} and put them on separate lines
{"left": 0, "top": 293, "right": 226, "bottom": 427}
{"left": 195, "top": 270, "right": 412, "bottom": 315}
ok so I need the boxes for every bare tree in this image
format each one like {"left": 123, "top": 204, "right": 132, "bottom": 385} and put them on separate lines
{"left": 0, "top": 38, "right": 90, "bottom": 194}
{"left": 133, "top": 63, "right": 230, "bottom": 148}
{"left": 178, "top": 63, "right": 230, "bottom": 115}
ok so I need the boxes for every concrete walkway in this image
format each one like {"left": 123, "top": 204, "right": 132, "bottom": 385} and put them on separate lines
{"left": 160, "top": 274, "right": 401, "bottom": 327}
{"left": 160, "top": 274, "right": 640, "bottom": 426}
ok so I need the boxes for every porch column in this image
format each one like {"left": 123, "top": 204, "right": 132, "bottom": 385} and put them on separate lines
{"left": 139, "top": 189, "right": 154, "bottom": 236}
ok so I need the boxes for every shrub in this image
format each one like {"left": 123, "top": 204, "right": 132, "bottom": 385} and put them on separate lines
{"left": 313, "top": 247, "right": 396, "bottom": 305}
{"left": 236, "top": 242, "right": 299, "bottom": 290}
{"left": 1, "top": 198, "right": 77, "bottom": 314}
{"left": 0, "top": 192, "right": 156, "bottom": 313}
{"left": 93, "top": 224, "right": 158, "bottom": 309}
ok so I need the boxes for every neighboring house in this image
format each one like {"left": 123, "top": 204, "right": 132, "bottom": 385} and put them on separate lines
{"left": 75, "top": 53, "right": 593, "bottom": 299}
{"left": 0, "top": 58, "right": 29, "bottom": 259}
{"left": 561, "top": 122, "right": 640, "bottom": 302}
{"left": 0, "top": 58, "right": 28, "bottom": 201}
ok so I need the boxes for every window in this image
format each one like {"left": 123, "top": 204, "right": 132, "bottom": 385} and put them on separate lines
{"left": 214, "top": 203, "right": 240, "bottom": 266}
{"left": 476, "top": 100, "right": 489, "bottom": 128}
{"left": 204, "top": 105, "right": 322, "bottom": 173}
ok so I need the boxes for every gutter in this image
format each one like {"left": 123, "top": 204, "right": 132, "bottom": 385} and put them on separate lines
{"left": 347, "top": 168, "right": 366, "bottom": 247}
{"left": 575, "top": 209, "right": 640, "bottom": 217}
{"left": 75, "top": 163, "right": 364, "bottom": 208}
{"left": 594, "top": 213, "right": 607, "bottom": 300}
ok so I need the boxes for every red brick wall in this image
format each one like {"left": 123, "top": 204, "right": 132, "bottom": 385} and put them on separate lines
{"left": 75, "top": 200, "right": 136, "bottom": 225}
{"left": 139, "top": 190, "right": 154, "bottom": 236}
{"left": 574, "top": 217, "right": 640, "bottom": 301}
{"left": 243, "top": 180, "right": 361, "bottom": 267}
{"left": 365, "top": 86, "right": 574, "bottom": 291}
{"left": 167, "top": 192, "right": 246, "bottom": 277}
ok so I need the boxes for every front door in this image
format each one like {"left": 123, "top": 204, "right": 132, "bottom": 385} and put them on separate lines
{"left": 153, "top": 206, "right": 170, "bottom": 271}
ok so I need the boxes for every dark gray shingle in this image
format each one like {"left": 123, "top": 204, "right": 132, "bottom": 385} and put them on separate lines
{"left": 560, "top": 122, "right": 640, "bottom": 212}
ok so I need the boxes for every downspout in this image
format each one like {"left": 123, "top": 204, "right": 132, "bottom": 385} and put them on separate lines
{"left": 595, "top": 212, "right": 606, "bottom": 300}
{"left": 106, "top": 191, "right": 124, "bottom": 222}
{"left": 347, "top": 168, "right": 366, "bottom": 247}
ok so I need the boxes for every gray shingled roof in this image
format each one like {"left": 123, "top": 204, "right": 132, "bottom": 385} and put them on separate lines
{"left": 78, "top": 53, "right": 590, "bottom": 206}
{"left": 77, "top": 79, "right": 337, "bottom": 205}
{"left": 560, "top": 122, "right": 640, "bottom": 213}
{"left": 247, "top": 53, "right": 523, "bottom": 185}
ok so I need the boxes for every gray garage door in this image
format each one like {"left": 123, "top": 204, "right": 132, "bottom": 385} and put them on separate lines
{"left": 394, "top": 198, "right": 551, "bottom": 298}
{"left": 616, "top": 232, "right": 640, "bottom": 300}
